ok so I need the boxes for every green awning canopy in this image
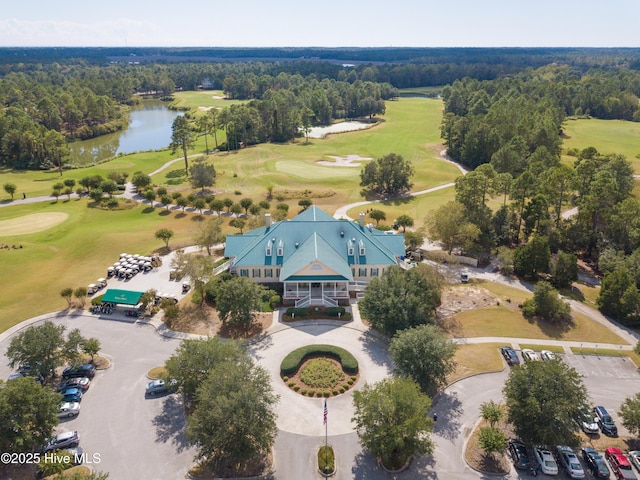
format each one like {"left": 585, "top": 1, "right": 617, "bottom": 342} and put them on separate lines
{"left": 101, "top": 289, "right": 144, "bottom": 305}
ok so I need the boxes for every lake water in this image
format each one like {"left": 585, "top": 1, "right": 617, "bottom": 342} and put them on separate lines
{"left": 67, "top": 100, "right": 181, "bottom": 165}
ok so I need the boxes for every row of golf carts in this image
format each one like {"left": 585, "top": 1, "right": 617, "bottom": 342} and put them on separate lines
{"left": 106, "top": 253, "right": 159, "bottom": 280}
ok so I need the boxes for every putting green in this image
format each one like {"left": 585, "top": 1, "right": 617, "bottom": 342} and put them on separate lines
{"left": 274, "top": 160, "right": 357, "bottom": 179}
{"left": 0, "top": 212, "right": 69, "bottom": 236}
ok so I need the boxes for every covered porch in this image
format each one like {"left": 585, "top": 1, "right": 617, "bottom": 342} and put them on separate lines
{"left": 284, "top": 280, "right": 349, "bottom": 307}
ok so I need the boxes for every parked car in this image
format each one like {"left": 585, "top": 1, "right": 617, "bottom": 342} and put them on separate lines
{"left": 42, "top": 431, "right": 79, "bottom": 452}
{"left": 60, "top": 388, "right": 83, "bottom": 403}
{"left": 57, "top": 402, "right": 80, "bottom": 418}
{"left": 582, "top": 447, "right": 611, "bottom": 479}
{"left": 605, "top": 447, "right": 637, "bottom": 480}
{"left": 629, "top": 452, "right": 640, "bottom": 473}
{"left": 57, "top": 377, "right": 90, "bottom": 392}
{"left": 541, "top": 350, "right": 557, "bottom": 361}
{"left": 62, "top": 364, "right": 96, "bottom": 379}
{"left": 534, "top": 447, "right": 559, "bottom": 475}
{"left": 508, "top": 439, "right": 531, "bottom": 470}
{"left": 582, "top": 416, "right": 600, "bottom": 434}
{"left": 145, "top": 379, "right": 177, "bottom": 396}
{"left": 501, "top": 346, "right": 520, "bottom": 365}
{"left": 556, "top": 445, "right": 586, "bottom": 479}
{"left": 522, "top": 348, "right": 541, "bottom": 362}
{"left": 595, "top": 406, "right": 618, "bottom": 437}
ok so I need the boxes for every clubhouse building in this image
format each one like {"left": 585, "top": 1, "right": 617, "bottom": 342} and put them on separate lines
{"left": 224, "top": 206, "right": 406, "bottom": 307}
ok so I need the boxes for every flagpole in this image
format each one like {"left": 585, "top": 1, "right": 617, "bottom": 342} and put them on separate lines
{"left": 324, "top": 398, "right": 328, "bottom": 471}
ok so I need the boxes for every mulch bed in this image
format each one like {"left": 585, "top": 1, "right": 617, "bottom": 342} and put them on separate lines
{"left": 283, "top": 356, "right": 359, "bottom": 397}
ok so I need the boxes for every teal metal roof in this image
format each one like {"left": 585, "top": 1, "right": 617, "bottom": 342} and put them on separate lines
{"left": 279, "top": 233, "right": 353, "bottom": 281}
{"left": 101, "top": 289, "right": 144, "bottom": 305}
{"left": 224, "top": 206, "right": 404, "bottom": 278}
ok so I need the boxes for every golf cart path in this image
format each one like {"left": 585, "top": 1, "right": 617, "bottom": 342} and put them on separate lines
{"left": 333, "top": 149, "right": 467, "bottom": 220}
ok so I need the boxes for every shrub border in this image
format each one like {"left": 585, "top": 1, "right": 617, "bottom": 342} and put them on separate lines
{"left": 280, "top": 344, "right": 359, "bottom": 376}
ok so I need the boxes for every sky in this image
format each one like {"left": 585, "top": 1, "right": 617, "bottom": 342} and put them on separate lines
{"left": 1, "top": 0, "right": 639, "bottom": 48}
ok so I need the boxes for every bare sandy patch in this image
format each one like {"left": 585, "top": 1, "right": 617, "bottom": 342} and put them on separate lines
{"left": 198, "top": 106, "right": 222, "bottom": 111}
{"left": 316, "top": 154, "right": 373, "bottom": 167}
{"left": 0, "top": 212, "right": 69, "bottom": 236}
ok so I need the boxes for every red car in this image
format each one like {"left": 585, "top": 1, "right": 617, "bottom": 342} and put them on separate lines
{"left": 605, "top": 447, "right": 637, "bottom": 480}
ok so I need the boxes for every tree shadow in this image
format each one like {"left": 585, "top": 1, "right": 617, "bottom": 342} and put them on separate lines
{"left": 158, "top": 210, "right": 172, "bottom": 216}
{"left": 152, "top": 394, "right": 191, "bottom": 453}
{"left": 141, "top": 206, "right": 156, "bottom": 214}
{"left": 359, "top": 330, "right": 393, "bottom": 368}
{"left": 191, "top": 215, "right": 205, "bottom": 222}
{"left": 431, "top": 390, "right": 463, "bottom": 442}
{"left": 175, "top": 212, "right": 187, "bottom": 219}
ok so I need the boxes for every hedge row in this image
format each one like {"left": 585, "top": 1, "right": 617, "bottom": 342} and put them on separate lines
{"left": 285, "top": 307, "right": 347, "bottom": 317}
{"left": 280, "top": 344, "right": 359, "bottom": 376}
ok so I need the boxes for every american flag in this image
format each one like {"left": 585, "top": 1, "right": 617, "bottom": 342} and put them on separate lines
{"left": 323, "top": 399, "right": 328, "bottom": 425}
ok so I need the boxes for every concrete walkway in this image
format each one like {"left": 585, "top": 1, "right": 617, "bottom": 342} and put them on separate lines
{"left": 333, "top": 149, "right": 467, "bottom": 220}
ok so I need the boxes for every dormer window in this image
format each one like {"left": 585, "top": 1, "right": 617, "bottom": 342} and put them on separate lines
{"left": 347, "top": 239, "right": 355, "bottom": 256}
{"left": 265, "top": 241, "right": 272, "bottom": 256}
{"left": 277, "top": 240, "right": 284, "bottom": 256}
{"left": 359, "top": 239, "right": 366, "bottom": 256}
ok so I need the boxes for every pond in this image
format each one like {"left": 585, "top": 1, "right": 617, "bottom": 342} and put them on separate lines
{"left": 67, "top": 100, "right": 181, "bottom": 165}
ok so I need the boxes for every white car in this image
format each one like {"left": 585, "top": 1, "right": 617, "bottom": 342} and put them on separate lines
{"left": 581, "top": 416, "right": 599, "bottom": 434}
{"left": 534, "top": 447, "right": 559, "bottom": 475}
{"left": 556, "top": 445, "right": 585, "bottom": 479}
{"left": 522, "top": 349, "right": 541, "bottom": 362}
{"left": 629, "top": 451, "right": 640, "bottom": 472}
{"left": 540, "top": 350, "right": 557, "bottom": 361}
{"left": 57, "top": 402, "right": 80, "bottom": 418}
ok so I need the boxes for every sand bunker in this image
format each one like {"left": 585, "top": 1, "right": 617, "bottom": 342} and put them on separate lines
{"left": 316, "top": 154, "right": 373, "bottom": 167}
{"left": 307, "top": 121, "right": 372, "bottom": 139}
{"left": 0, "top": 212, "right": 69, "bottom": 236}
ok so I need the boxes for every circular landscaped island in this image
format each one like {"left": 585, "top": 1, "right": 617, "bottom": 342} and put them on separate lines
{"left": 280, "top": 344, "right": 359, "bottom": 397}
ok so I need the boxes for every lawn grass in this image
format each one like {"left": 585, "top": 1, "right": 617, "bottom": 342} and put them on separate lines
{"left": 517, "top": 344, "right": 565, "bottom": 353}
{"left": 452, "top": 306, "right": 628, "bottom": 344}
{"left": 168, "top": 90, "right": 244, "bottom": 112}
{"left": 0, "top": 199, "right": 211, "bottom": 329}
{"left": 448, "top": 342, "right": 505, "bottom": 384}
{"left": 562, "top": 117, "right": 640, "bottom": 172}
{"left": 147, "top": 366, "right": 167, "bottom": 379}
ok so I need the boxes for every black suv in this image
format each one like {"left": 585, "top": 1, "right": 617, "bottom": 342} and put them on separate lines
{"left": 501, "top": 346, "right": 520, "bottom": 365}
{"left": 508, "top": 439, "right": 531, "bottom": 470}
{"left": 594, "top": 405, "right": 618, "bottom": 436}
{"left": 62, "top": 364, "right": 96, "bottom": 379}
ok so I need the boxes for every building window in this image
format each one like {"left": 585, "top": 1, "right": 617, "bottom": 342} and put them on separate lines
{"left": 266, "top": 246, "right": 272, "bottom": 256}
{"left": 276, "top": 269, "right": 280, "bottom": 277}
{"left": 370, "top": 267, "right": 379, "bottom": 277}
{"left": 239, "top": 269, "right": 249, "bottom": 277}
{"left": 277, "top": 247, "right": 283, "bottom": 256}
{"left": 359, "top": 240, "right": 365, "bottom": 255}
{"left": 359, "top": 268, "right": 367, "bottom": 277}
{"left": 252, "top": 269, "right": 261, "bottom": 278}
{"left": 265, "top": 268, "right": 273, "bottom": 278}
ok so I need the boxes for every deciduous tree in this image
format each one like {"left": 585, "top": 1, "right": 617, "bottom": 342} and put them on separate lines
{"left": 155, "top": 228, "right": 174, "bottom": 248}
{"left": 359, "top": 265, "right": 441, "bottom": 336}
{"left": 6, "top": 321, "right": 66, "bottom": 380}
{"left": 190, "top": 159, "right": 216, "bottom": 191}
{"left": 215, "top": 276, "right": 266, "bottom": 330}
{"left": 521, "top": 281, "right": 570, "bottom": 323}
{"left": 619, "top": 393, "right": 640, "bottom": 438}
{"left": 186, "top": 356, "right": 279, "bottom": 471}
{"left": 503, "top": 358, "right": 590, "bottom": 446}
{"left": 3, "top": 183, "right": 17, "bottom": 199}
{"left": 164, "top": 337, "right": 244, "bottom": 401}
{"left": 194, "top": 217, "right": 224, "bottom": 255}
{"left": 0, "top": 377, "right": 61, "bottom": 454}
{"left": 359, "top": 153, "right": 414, "bottom": 197}
{"left": 352, "top": 377, "right": 433, "bottom": 469}
{"left": 389, "top": 324, "right": 457, "bottom": 395}
{"left": 368, "top": 209, "right": 386, "bottom": 226}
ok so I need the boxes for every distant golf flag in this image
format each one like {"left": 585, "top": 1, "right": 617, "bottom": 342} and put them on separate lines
{"left": 323, "top": 399, "right": 328, "bottom": 425}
